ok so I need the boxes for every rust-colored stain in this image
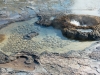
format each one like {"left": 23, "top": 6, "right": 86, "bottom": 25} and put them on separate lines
{"left": 0, "top": 34, "right": 5, "bottom": 43}
{"left": 0, "top": 57, "right": 35, "bottom": 71}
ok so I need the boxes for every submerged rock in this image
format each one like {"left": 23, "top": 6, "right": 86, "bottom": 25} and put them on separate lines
{"left": 23, "top": 31, "right": 39, "bottom": 40}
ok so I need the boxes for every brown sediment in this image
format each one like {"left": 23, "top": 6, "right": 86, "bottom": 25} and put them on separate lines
{"left": 0, "top": 34, "right": 5, "bottom": 43}
{"left": 0, "top": 51, "right": 39, "bottom": 71}
{"left": 0, "top": 57, "right": 35, "bottom": 71}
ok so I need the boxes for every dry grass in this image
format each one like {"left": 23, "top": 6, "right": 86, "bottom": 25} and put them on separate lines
{"left": 0, "top": 34, "right": 5, "bottom": 43}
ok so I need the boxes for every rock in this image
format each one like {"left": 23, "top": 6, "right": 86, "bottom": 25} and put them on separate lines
{"left": 60, "top": 50, "right": 81, "bottom": 58}
{"left": 36, "top": 14, "right": 100, "bottom": 40}
{"left": 96, "top": 46, "right": 100, "bottom": 50}
{"left": 39, "top": 50, "right": 99, "bottom": 75}
{"left": 0, "top": 48, "right": 100, "bottom": 75}
{"left": 36, "top": 14, "right": 56, "bottom": 27}
{"left": 60, "top": 14, "right": 100, "bottom": 40}
{"left": 0, "top": 51, "right": 40, "bottom": 74}
{"left": 0, "top": 52, "right": 10, "bottom": 64}
{"left": 23, "top": 31, "right": 39, "bottom": 40}
{"left": 89, "top": 50, "right": 100, "bottom": 61}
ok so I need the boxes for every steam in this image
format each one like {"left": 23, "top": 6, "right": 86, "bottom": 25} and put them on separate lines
{"left": 70, "top": 20, "right": 86, "bottom": 26}
{"left": 71, "top": 0, "right": 100, "bottom": 16}
{"left": 70, "top": 20, "right": 80, "bottom": 26}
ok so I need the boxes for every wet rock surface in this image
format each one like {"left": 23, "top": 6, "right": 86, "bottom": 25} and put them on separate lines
{"left": 61, "top": 15, "right": 100, "bottom": 40}
{"left": 36, "top": 14, "right": 65, "bottom": 27}
{"left": 36, "top": 15, "right": 54, "bottom": 27}
{"left": 0, "top": 5, "right": 37, "bottom": 30}
{"left": 0, "top": 51, "right": 10, "bottom": 64}
{"left": 23, "top": 31, "right": 39, "bottom": 40}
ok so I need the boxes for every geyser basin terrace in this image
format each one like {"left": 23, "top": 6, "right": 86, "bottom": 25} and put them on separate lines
{"left": 1, "top": 0, "right": 100, "bottom": 75}
{"left": 37, "top": 14, "right": 100, "bottom": 40}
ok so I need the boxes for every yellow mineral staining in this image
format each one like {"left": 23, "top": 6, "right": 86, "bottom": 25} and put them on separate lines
{"left": 0, "top": 34, "right": 5, "bottom": 43}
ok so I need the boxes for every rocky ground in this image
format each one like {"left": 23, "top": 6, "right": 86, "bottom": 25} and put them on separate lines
{"left": 1, "top": 42, "right": 100, "bottom": 75}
